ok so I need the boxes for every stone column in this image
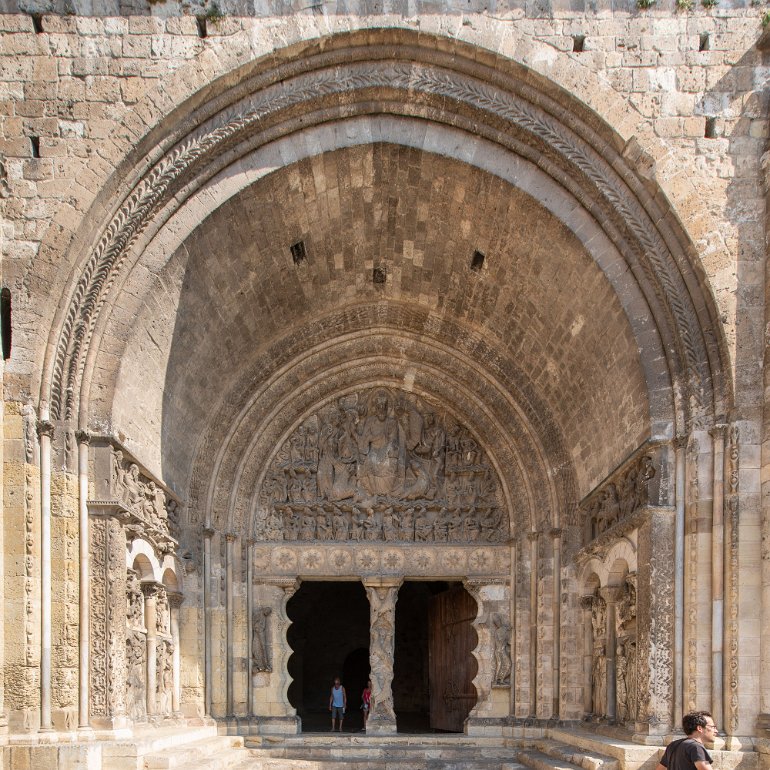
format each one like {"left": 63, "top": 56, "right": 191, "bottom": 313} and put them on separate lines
{"left": 364, "top": 579, "right": 400, "bottom": 735}
{"left": 37, "top": 419, "right": 54, "bottom": 731}
{"left": 169, "top": 593, "right": 184, "bottom": 717}
{"left": 710, "top": 424, "right": 726, "bottom": 728}
{"left": 580, "top": 595, "right": 594, "bottom": 717}
{"left": 202, "top": 527, "right": 214, "bottom": 717}
{"left": 634, "top": 507, "right": 676, "bottom": 742}
{"left": 225, "top": 533, "right": 236, "bottom": 717}
{"left": 143, "top": 582, "right": 161, "bottom": 719}
{"left": 673, "top": 436, "right": 686, "bottom": 731}
{"left": 551, "top": 528, "right": 562, "bottom": 718}
{"left": 528, "top": 531, "right": 538, "bottom": 717}
{"left": 601, "top": 586, "right": 622, "bottom": 723}
{"left": 723, "top": 425, "right": 740, "bottom": 745}
{"left": 76, "top": 430, "right": 91, "bottom": 730}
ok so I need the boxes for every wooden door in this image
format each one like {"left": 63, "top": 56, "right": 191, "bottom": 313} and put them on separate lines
{"left": 428, "top": 586, "right": 478, "bottom": 731}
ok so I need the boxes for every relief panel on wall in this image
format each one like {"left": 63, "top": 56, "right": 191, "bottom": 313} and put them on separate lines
{"left": 255, "top": 387, "right": 509, "bottom": 545}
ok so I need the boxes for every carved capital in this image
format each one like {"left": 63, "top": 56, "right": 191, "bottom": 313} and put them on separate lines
{"left": 549, "top": 528, "right": 562, "bottom": 540}
{"left": 141, "top": 581, "right": 164, "bottom": 600}
{"left": 202, "top": 526, "right": 215, "bottom": 539}
{"left": 75, "top": 429, "right": 91, "bottom": 445}
{"left": 579, "top": 595, "right": 595, "bottom": 611}
{"left": 600, "top": 585, "right": 624, "bottom": 604}
{"left": 709, "top": 423, "right": 727, "bottom": 441}
{"left": 225, "top": 532, "right": 238, "bottom": 543}
{"left": 168, "top": 592, "right": 184, "bottom": 609}
{"left": 673, "top": 434, "right": 688, "bottom": 451}
{"left": 37, "top": 419, "right": 54, "bottom": 439}
{"left": 527, "top": 531, "right": 539, "bottom": 542}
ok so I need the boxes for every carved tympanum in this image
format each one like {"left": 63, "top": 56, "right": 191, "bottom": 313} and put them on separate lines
{"left": 256, "top": 388, "right": 507, "bottom": 544}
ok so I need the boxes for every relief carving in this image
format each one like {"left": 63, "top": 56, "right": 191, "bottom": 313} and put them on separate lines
{"left": 111, "top": 448, "right": 177, "bottom": 553}
{"left": 590, "top": 594, "right": 607, "bottom": 717}
{"left": 156, "top": 639, "right": 173, "bottom": 716}
{"left": 491, "top": 613, "right": 512, "bottom": 686}
{"left": 582, "top": 454, "right": 656, "bottom": 543}
{"left": 257, "top": 388, "right": 507, "bottom": 544}
{"left": 252, "top": 607, "right": 272, "bottom": 672}
{"left": 156, "top": 587, "right": 170, "bottom": 636}
{"left": 126, "top": 569, "right": 144, "bottom": 629}
{"left": 126, "top": 630, "right": 146, "bottom": 723}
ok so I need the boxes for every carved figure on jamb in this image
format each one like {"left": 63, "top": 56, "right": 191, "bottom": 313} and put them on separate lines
{"left": 257, "top": 388, "right": 508, "bottom": 544}
{"left": 252, "top": 607, "right": 272, "bottom": 672}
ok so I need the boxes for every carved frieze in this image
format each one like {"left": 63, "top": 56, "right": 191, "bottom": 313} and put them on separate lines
{"left": 255, "top": 388, "right": 508, "bottom": 545}
{"left": 111, "top": 448, "right": 177, "bottom": 554}
{"left": 581, "top": 453, "right": 656, "bottom": 544}
{"left": 252, "top": 544, "right": 510, "bottom": 578}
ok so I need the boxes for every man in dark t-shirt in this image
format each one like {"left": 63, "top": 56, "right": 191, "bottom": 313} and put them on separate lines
{"left": 657, "top": 711, "right": 717, "bottom": 770}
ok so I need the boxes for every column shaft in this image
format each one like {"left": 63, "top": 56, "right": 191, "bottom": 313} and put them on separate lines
{"left": 77, "top": 433, "right": 90, "bottom": 728}
{"left": 38, "top": 420, "right": 53, "bottom": 731}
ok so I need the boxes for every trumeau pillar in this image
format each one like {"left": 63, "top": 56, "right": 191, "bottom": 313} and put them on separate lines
{"left": 634, "top": 506, "right": 675, "bottom": 742}
{"left": 364, "top": 578, "right": 400, "bottom": 735}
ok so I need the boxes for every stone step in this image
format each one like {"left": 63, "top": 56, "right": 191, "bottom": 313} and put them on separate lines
{"left": 237, "top": 756, "right": 527, "bottom": 770}
{"left": 143, "top": 735, "right": 246, "bottom": 769}
{"left": 518, "top": 748, "right": 590, "bottom": 770}
{"left": 530, "top": 739, "right": 620, "bottom": 770}
{"left": 547, "top": 729, "right": 658, "bottom": 770}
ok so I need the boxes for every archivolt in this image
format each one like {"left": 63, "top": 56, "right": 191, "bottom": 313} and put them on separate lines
{"left": 42, "top": 30, "right": 728, "bottom": 434}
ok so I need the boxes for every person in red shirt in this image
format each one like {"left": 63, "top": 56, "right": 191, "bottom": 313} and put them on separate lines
{"left": 361, "top": 679, "right": 373, "bottom": 730}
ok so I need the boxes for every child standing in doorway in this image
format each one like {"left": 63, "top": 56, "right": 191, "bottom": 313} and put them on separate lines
{"left": 329, "top": 677, "right": 347, "bottom": 732}
{"left": 361, "top": 679, "right": 372, "bottom": 730}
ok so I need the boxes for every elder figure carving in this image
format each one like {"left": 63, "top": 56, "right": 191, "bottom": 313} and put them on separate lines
{"left": 252, "top": 607, "right": 272, "bottom": 672}
{"left": 491, "top": 613, "right": 512, "bottom": 686}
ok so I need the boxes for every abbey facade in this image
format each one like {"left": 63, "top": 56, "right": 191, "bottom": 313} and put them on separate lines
{"left": 1, "top": 2, "right": 769, "bottom": 768}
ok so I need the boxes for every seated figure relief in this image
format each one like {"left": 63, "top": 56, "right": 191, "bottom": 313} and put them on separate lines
{"left": 255, "top": 388, "right": 508, "bottom": 544}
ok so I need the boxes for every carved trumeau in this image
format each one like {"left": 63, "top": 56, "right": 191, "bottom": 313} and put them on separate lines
{"left": 256, "top": 388, "right": 508, "bottom": 544}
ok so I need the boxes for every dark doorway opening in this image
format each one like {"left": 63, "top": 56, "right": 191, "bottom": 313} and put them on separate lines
{"left": 287, "top": 581, "right": 369, "bottom": 732}
{"left": 394, "top": 581, "right": 478, "bottom": 733}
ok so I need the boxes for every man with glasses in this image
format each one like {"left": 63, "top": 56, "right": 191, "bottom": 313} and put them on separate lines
{"left": 656, "top": 711, "right": 717, "bottom": 770}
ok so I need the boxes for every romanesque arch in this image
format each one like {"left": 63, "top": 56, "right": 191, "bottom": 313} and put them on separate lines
{"left": 27, "top": 28, "right": 735, "bottom": 742}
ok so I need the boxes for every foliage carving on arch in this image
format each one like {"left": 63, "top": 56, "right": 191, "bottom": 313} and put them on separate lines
{"left": 254, "top": 387, "right": 509, "bottom": 545}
